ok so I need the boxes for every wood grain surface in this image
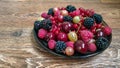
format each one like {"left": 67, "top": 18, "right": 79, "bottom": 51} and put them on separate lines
{"left": 0, "top": 0, "right": 120, "bottom": 68}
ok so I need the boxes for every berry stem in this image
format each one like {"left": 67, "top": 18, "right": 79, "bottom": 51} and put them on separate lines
{"left": 76, "top": 23, "right": 81, "bottom": 33}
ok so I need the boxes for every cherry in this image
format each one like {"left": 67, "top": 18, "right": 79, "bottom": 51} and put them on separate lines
{"left": 50, "top": 25, "right": 57, "bottom": 33}
{"left": 55, "top": 30, "right": 59, "bottom": 35}
{"left": 62, "top": 22, "right": 72, "bottom": 33}
{"left": 57, "top": 15, "right": 63, "bottom": 22}
{"left": 72, "top": 24, "right": 79, "bottom": 30}
{"left": 96, "top": 23, "right": 102, "bottom": 28}
{"left": 45, "top": 32, "right": 56, "bottom": 41}
{"left": 96, "top": 31, "right": 104, "bottom": 37}
{"left": 74, "top": 40, "right": 88, "bottom": 54}
{"left": 57, "top": 32, "right": 68, "bottom": 42}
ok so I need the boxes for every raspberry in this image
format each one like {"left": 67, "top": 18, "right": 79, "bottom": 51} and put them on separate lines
{"left": 48, "top": 40, "right": 56, "bottom": 49}
{"left": 102, "top": 26, "right": 112, "bottom": 36}
{"left": 88, "top": 43, "right": 97, "bottom": 52}
{"left": 80, "top": 30, "right": 94, "bottom": 43}
{"left": 65, "top": 41, "right": 74, "bottom": 49}
{"left": 41, "top": 12, "right": 50, "bottom": 19}
{"left": 38, "top": 29, "right": 47, "bottom": 39}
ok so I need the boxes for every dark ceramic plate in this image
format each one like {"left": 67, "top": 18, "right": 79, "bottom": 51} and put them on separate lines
{"left": 33, "top": 21, "right": 112, "bottom": 59}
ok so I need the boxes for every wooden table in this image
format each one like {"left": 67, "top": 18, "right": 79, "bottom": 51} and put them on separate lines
{"left": 0, "top": 0, "right": 120, "bottom": 68}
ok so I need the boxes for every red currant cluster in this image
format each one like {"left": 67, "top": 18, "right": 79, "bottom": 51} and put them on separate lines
{"left": 34, "top": 5, "right": 112, "bottom": 56}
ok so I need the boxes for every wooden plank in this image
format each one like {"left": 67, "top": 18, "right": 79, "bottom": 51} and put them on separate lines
{"left": 101, "top": 0, "right": 120, "bottom": 3}
{"left": 0, "top": 0, "right": 119, "bottom": 68}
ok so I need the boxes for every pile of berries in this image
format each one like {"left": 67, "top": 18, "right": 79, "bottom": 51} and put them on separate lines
{"left": 34, "top": 5, "right": 112, "bottom": 56}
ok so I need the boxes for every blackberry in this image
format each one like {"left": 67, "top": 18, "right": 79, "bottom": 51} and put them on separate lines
{"left": 95, "top": 37, "right": 108, "bottom": 50}
{"left": 47, "top": 8, "right": 54, "bottom": 16}
{"left": 63, "top": 16, "right": 73, "bottom": 22}
{"left": 42, "top": 19, "right": 52, "bottom": 30}
{"left": 92, "top": 13, "right": 103, "bottom": 24}
{"left": 66, "top": 5, "right": 76, "bottom": 12}
{"left": 34, "top": 21, "right": 43, "bottom": 31}
{"left": 83, "top": 18, "right": 94, "bottom": 29}
{"left": 55, "top": 41, "right": 66, "bottom": 53}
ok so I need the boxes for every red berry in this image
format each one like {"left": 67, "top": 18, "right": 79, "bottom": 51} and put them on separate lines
{"left": 79, "top": 7, "right": 85, "bottom": 13}
{"left": 96, "top": 31, "right": 104, "bottom": 37}
{"left": 80, "top": 30, "right": 94, "bottom": 43}
{"left": 45, "top": 32, "right": 56, "bottom": 41}
{"left": 54, "top": 11, "right": 61, "bottom": 16}
{"left": 62, "top": 22, "right": 72, "bottom": 33}
{"left": 73, "top": 24, "right": 79, "bottom": 30}
{"left": 74, "top": 40, "right": 88, "bottom": 54}
{"left": 91, "top": 28, "right": 96, "bottom": 34}
{"left": 58, "top": 23, "right": 62, "bottom": 27}
{"left": 91, "top": 26, "right": 96, "bottom": 34}
{"left": 50, "top": 25, "right": 57, "bottom": 33}
{"left": 89, "top": 9, "right": 94, "bottom": 16}
{"left": 75, "top": 10, "right": 80, "bottom": 16}
{"left": 66, "top": 41, "right": 74, "bottom": 49}
{"left": 69, "top": 12, "right": 75, "bottom": 17}
{"left": 81, "top": 25, "right": 86, "bottom": 30}
{"left": 60, "top": 7, "right": 66, "bottom": 10}
{"left": 96, "top": 23, "right": 102, "bottom": 28}
{"left": 38, "top": 29, "right": 47, "bottom": 39}
{"left": 88, "top": 43, "right": 97, "bottom": 52}
{"left": 55, "top": 30, "right": 59, "bottom": 35}
{"left": 41, "top": 12, "right": 50, "bottom": 19}
{"left": 102, "top": 26, "right": 112, "bottom": 36}
{"left": 80, "top": 17, "right": 84, "bottom": 23}
{"left": 48, "top": 40, "right": 56, "bottom": 49}
{"left": 52, "top": 20, "right": 56, "bottom": 24}
{"left": 57, "top": 32, "right": 68, "bottom": 42}
{"left": 50, "top": 16, "right": 55, "bottom": 21}
{"left": 85, "top": 9, "right": 90, "bottom": 16}
{"left": 57, "top": 15, "right": 63, "bottom": 22}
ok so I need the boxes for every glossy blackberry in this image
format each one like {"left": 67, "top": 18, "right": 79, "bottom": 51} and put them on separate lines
{"left": 66, "top": 5, "right": 76, "bottom": 12}
{"left": 55, "top": 41, "right": 66, "bottom": 53}
{"left": 34, "top": 21, "right": 43, "bottom": 31}
{"left": 92, "top": 13, "right": 103, "bottom": 24}
{"left": 83, "top": 18, "right": 94, "bottom": 29}
{"left": 47, "top": 8, "right": 54, "bottom": 16}
{"left": 63, "top": 16, "right": 73, "bottom": 22}
{"left": 42, "top": 19, "right": 52, "bottom": 30}
{"left": 95, "top": 37, "right": 109, "bottom": 50}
